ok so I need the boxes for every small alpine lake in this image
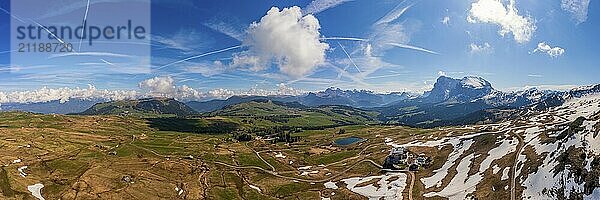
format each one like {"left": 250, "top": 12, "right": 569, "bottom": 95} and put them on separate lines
{"left": 334, "top": 137, "right": 365, "bottom": 146}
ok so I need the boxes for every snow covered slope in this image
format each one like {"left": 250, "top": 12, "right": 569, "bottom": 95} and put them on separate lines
{"left": 398, "top": 89, "right": 600, "bottom": 199}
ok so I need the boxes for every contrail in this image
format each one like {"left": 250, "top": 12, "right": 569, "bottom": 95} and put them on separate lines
{"left": 337, "top": 42, "right": 361, "bottom": 73}
{"left": 0, "top": 50, "right": 17, "bottom": 54}
{"left": 328, "top": 63, "right": 370, "bottom": 87}
{"left": 155, "top": 45, "right": 243, "bottom": 70}
{"left": 321, "top": 37, "right": 367, "bottom": 42}
{"left": 49, "top": 52, "right": 133, "bottom": 59}
{"left": 100, "top": 59, "right": 117, "bottom": 67}
{"left": 375, "top": 1, "right": 416, "bottom": 25}
{"left": 364, "top": 72, "right": 407, "bottom": 80}
{"left": 386, "top": 42, "right": 439, "bottom": 55}
{"left": 31, "top": 20, "right": 66, "bottom": 44}
{"left": 78, "top": 0, "right": 91, "bottom": 51}
{"left": 0, "top": 7, "right": 26, "bottom": 23}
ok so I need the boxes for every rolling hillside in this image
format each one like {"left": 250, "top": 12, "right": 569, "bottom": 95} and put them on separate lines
{"left": 80, "top": 98, "right": 197, "bottom": 117}
{"left": 206, "top": 99, "right": 379, "bottom": 129}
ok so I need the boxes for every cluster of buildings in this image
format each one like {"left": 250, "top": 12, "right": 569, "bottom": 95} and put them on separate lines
{"left": 382, "top": 147, "right": 431, "bottom": 171}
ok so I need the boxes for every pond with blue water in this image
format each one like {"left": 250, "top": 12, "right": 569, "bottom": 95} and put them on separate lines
{"left": 334, "top": 137, "right": 364, "bottom": 146}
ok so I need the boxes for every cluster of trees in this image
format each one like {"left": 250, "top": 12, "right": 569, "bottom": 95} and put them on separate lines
{"left": 233, "top": 132, "right": 253, "bottom": 141}
{"left": 270, "top": 132, "right": 301, "bottom": 144}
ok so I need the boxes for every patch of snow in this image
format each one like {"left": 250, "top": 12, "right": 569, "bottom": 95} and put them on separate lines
{"left": 324, "top": 181, "right": 338, "bottom": 189}
{"left": 461, "top": 77, "right": 486, "bottom": 88}
{"left": 12, "top": 159, "right": 21, "bottom": 164}
{"left": 298, "top": 166, "right": 312, "bottom": 170}
{"left": 274, "top": 152, "right": 286, "bottom": 158}
{"left": 18, "top": 166, "right": 28, "bottom": 177}
{"left": 175, "top": 187, "right": 184, "bottom": 196}
{"left": 421, "top": 139, "right": 474, "bottom": 188}
{"left": 521, "top": 122, "right": 589, "bottom": 199}
{"left": 502, "top": 167, "right": 510, "bottom": 181}
{"left": 587, "top": 188, "right": 600, "bottom": 200}
{"left": 27, "top": 183, "right": 45, "bottom": 200}
{"left": 424, "top": 154, "right": 478, "bottom": 200}
{"left": 492, "top": 165, "right": 500, "bottom": 174}
{"left": 342, "top": 173, "right": 407, "bottom": 200}
{"left": 300, "top": 170, "right": 319, "bottom": 176}
{"left": 249, "top": 184, "right": 261, "bottom": 192}
{"left": 478, "top": 138, "right": 517, "bottom": 174}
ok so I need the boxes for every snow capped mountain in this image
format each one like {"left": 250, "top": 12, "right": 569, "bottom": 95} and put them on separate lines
{"left": 424, "top": 76, "right": 565, "bottom": 108}
{"left": 423, "top": 76, "right": 494, "bottom": 103}
{"left": 460, "top": 76, "right": 491, "bottom": 89}
{"left": 483, "top": 87, "right": 558, "bottom": 108}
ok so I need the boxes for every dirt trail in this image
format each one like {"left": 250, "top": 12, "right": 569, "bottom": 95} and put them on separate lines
{"left": 511, "top": 132, "right": 524, "bottom": 200}
{"left": 408, "top": 172, "right": 415, "bottom": 200}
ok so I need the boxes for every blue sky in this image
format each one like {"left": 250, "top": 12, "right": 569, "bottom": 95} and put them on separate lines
{"left": 0, "top": 0, "right": 598, "bottom": 101}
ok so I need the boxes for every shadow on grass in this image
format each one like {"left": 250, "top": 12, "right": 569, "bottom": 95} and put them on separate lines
{"left": 147, "top": 118, "right": 239, "bottom": 134}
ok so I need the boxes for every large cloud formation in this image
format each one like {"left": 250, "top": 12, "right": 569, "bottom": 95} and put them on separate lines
{"left": 0, "top": 76, "right": 305, "bottom": 106}
{"left": 233, "top": 6, "right": 330, "bottom": 78}
{"left": 0, "top": 77, "right": 305, "bottom": 105}
{"left": 467, "top": 0, "right": 536, "bottom": 44}
{"left": 0, "top": 85, "right": 138, "bottom": 104}
{"left": 138, "top": 76, "right": 204, "bottom": 100}
{"left": 561, "top": 0, "right": 590, "bottom": 24}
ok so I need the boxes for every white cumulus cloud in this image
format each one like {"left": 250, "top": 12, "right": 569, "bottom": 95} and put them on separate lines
{"left": 470, "top": 42, "right": 494, "bottom": 54}
{"left": 233, "top": 6, "right": 330, "bottom": 78}
{"left": 138, "top": 76, "right": 204, "bottom": 101}
{"left": 561, "top": 0, "right": 590, "bottom": 24}
{"left": 532, "top": 42, "right": 565, "bottom": 58}
{"left": 467, "top": 0, "right": 536, "bottom": 44}
{"left": 138, "top": 76, "right": 178, "bottom": 96}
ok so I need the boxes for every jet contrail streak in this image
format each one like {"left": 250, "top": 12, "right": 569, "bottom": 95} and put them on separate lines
{"left": 375, "top": 2, "right": 416, "bottom": 25}
{"left": 322, "top": 37, "right": 437, "bottom": 55}
{"left": 328, "top": 63, "right": 370, "bottom": 87}
{"left": 31, "top": 20, "right": 66, "bottom": 44}
{"left": 337, "top": 42, "right": 361, "bottom": 73}
{"left": 100, "top": 59, "right": 117, "bottom": 67}
{"left": 78, "top": 0, "right": 91, "bottom": 51}
{"left": 156, "top": 45, "right": 243, "bottom": 70}
{"left": 386, "top": 42, "right": 439, "bottom": 55}
{"left": 0, "top": 7, "right": 26, "bottom": 23}
{"left": 321, "top": 37, "right": 368, "bottom": 42}
{"left": 0, "top": 50, "right": 17, "bottom": 54}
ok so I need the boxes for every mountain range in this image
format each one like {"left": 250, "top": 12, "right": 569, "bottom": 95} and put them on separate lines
{"left": 2, "top": 76, "right": 598, "bottom": 128}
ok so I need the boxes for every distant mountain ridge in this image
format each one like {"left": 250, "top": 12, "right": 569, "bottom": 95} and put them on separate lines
{"left": 376, "top": 76, "right": 569, "bottom": 127}
{"left": 0, "top": 99, "right": 102, "bottom": 114}
{"left": 4, "top": 76, "right": 599, "bottom": 129}
{"left": 80, "top": 98, "right": 197, "bottom": 117}
{"left": 186, "top": 88, "right": 413, "bottom": 113}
